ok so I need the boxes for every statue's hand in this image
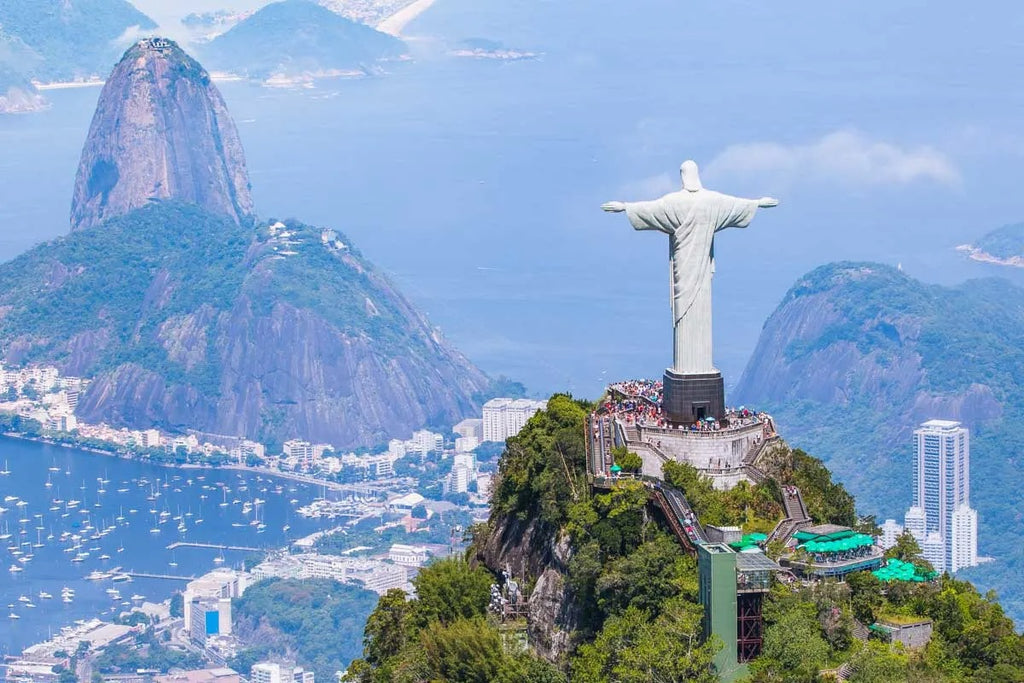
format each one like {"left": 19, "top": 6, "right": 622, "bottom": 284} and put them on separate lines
{"left": 601, "top": 201, "right": 626, "bottom": 213}
{"left": 758, "top": 197, "right": 780, "bottom": 208}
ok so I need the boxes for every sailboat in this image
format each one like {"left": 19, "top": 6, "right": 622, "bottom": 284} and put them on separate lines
{"left": 0, "top": 461, "right": 10, "bottom": 476}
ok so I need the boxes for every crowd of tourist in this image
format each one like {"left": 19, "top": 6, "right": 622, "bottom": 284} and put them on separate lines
{"left": 609, "top": 379, "right": 663, "bottom": 403}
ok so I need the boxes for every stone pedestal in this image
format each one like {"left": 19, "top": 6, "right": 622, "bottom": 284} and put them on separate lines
{"left": 663, "top": 369, "right": 725, "bottom": 424}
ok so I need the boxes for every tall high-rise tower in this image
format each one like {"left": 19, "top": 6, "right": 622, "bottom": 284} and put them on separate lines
{"left": 905, "top": 419, "right": 978, "bottom": 572}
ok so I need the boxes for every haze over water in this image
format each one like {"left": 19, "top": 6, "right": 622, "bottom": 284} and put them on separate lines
{"left": 0, "top": 438, "right": 335, "bottom": 654}
{"left": 2, "top": 0, "right": 1024, "bottom": 399}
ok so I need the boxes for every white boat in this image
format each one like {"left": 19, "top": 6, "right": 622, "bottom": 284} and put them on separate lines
{"left": 39, "top": 592, "right": 52, "bottom": 600}
{"left": 62, "top": 596, "right": 73, "bottom": 604}
{"left": 0, "top": 461, "right": 10, "bottom": 476}
{"left": 17, "top": 595, "right": 29, "bottom": 603}
{"left": 8, "top": 613, "right": 19, "bottom": 619}
{"left": 9, "top": 564, "right": 22, "bottom": 572}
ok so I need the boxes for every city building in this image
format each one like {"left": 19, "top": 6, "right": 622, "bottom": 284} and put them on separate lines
{"left": 182, "top": 569, "right": 249, "bottom": 643}
{"left": 283, "top": 440, "right": 315, "bottom": 469}
{"left": 155, "top": 668, "right": 240, "bottom": 683}
{"left": 388, "top": 439, "right": 407, "bottom": 460}
{"left": 453, "top": 418, "right": 483, "bottom": 441}
{"left": 921, "top": 532, "right": 946, "bottom": 572}
{"left": 252, "top": 662, "right": 314, "bottom": 683}
{"left": 951, "top": 504, "right": 978, "bottom": 572}
{"left": 389, "top": 544, "right": 429, "bottom": 567}
{"left": 482, "top": 398, "right": 547, "bottom": 442}
{"left": 408, "top": 429, "right": 443, "bottom": 458}
{"left": 879, "top": 519, "right": 904, "bottom": 550}
{"left": 446, "top": 452, "right": 477, "bottom": 494}
{"left": 455, "top": 435, "right": 480, "bottom": 453}
{"left": 904, "top": 420, "right": 979, "bottom": 573}
{"left": 187, "top": 596, "right": 232, "bottom": 643}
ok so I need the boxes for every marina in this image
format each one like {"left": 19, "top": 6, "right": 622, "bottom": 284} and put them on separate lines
{"left": 0, "top": 436, "right": 344, "bottom": 653}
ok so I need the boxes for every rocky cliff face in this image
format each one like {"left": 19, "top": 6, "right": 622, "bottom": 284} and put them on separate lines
{"left": 0, "top": 203, "right": 489, "bottom": 448}
{"left": 70, "top": 39, "right": 253, "bottom": 231}
{"left": 473, "top": 515, "right": 579, "bottom": 662}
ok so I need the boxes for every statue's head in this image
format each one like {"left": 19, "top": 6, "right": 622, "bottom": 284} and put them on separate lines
{"left": 680, "top": 160, "right": 703, "bottom": 192}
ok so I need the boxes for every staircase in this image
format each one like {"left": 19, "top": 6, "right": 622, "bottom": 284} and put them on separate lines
{"left": 782, "top": 486, "right": 811, "bottom": 522}
{"left": 768, "top": 486, "right": 812, "bottom": 545}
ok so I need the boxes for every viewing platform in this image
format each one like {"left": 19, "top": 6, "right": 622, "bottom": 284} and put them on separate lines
{"left": 779, "top": 524, "right": 884, "bottom": 579}
{"left": 592, "top": 379, "right": 778, "bottom": 490}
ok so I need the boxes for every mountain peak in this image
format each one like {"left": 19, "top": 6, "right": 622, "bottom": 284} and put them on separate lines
{"left": 70, "top": 38, "right": 254, "bottom": 232}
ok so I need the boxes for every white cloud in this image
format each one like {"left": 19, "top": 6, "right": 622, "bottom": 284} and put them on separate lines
{"left": 111, "top": 24, "right": 158, "bottom": 49}
{"left": 705, "top": 129, "right": 960, "bottom": 188}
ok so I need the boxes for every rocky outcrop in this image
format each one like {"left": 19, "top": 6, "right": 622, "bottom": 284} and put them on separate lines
{"left": 473, "top": 515, "right": 579, "bottom": 662}
{"left": 733, "top": 261, "right": 1018, "bottom": 514}
{"left": 0, "top": 204, "right": 489, "bottom": 449}
{"left": 70, "top": 39, "right": 253, "bottom": 231}
{"left": 0, "top": 40, "right": 489, "bottom": 448}
{"left": 735, "top": 262, "right": 1005, "bottom": 427}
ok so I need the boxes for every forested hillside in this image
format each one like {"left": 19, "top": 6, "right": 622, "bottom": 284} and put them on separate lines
{"left": 345, "top": 395, "right": 1024, "bottom": 681}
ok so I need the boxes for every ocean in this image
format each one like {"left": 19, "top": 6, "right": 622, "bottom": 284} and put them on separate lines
{"left": 0, "top": 437, "right": 335, "bottom": 654}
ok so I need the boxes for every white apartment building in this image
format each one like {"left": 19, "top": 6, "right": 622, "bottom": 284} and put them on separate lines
{"left": 921, "top": 532, "right": 946, "bottom": 573}
{"left": 252, "top": 663, "right": 314, "bottom": 683}
{"left": 482, "top": 398, "right": 547, "bottom": 442}
{"left": 453, "top": 418, "right": 483, "bottom": 441}
{"left": 388, "top": 544, "right": 429, "bottom": 567}
{"left": 409, "top": 429, "right": 443, "bottom": 457}
{"left": 904, "top": 420, "right": 979, "bottom": 573}
{"left": 141, "top": 429, "right": 161, "bottom": 448}
{"left": 182, "top": 569, "right": 249, "bottom": 637}
{"left": 879, "top": 519, "right": 904, "bottom": 550}
{"left": 388, "top": 439, "right": 407, "bottom": 460}
{"left": 951, "top": 504, "right": 978, "bottom": 572}
{"left": 455, "top": 436, "right": 480, "bottom": 453}
{"left": 283, "top": 440, "right": 315, "bottom": 469}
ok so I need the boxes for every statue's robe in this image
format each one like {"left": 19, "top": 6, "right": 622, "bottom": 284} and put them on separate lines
{"left": 624, "top": 189, "right": 762, "bottom": 374}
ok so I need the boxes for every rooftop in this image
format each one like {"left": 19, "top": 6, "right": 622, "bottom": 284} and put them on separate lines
{"left": 735, "top": 552, "right": 783, "bottom": 573}
{"left": 918, "top": 419, "right": 963, "bottom": 430}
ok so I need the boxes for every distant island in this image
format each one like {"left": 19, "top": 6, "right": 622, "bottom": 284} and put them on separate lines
{"left": 450, "top": 38, "right": 541, "bottom": 62}
{"left": 956, "top": 223, "right": 1024, "bottom": 268}
{"left": 199, "top": 0, "right": 407, "bottom": 84}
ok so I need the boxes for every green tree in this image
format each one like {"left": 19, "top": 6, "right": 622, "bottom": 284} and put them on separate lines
{"left": 169, "top": 592, "right": 183, "bottom": 618}
{"left": 411, "top": 558, "right": 492, "bottom": 627}
{"left": 420, "top": 618, "right": 504, "bottom": 683}
{"left": 750, "top": 606, "right": 829, "bottom": 682}
{"left": 611, "top": 446, "right": 643, "bottom": 473}
{"left": 571, "top": 597, "right": 718, "bottom": 683}
{"left": 848, "top": 641, "right": 908, "bottom": 682}
{"left": 363, "top": 589, "right": 411, "bottom": 667}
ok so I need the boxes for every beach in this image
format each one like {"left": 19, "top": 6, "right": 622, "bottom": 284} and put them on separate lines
{"left": 377, "top": 0, "right": 438, "bottom": 36}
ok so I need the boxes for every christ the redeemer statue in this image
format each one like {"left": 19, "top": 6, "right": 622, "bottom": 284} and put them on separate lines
{"left": 603, "top": 161, "right": 777, "bottom": 422}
